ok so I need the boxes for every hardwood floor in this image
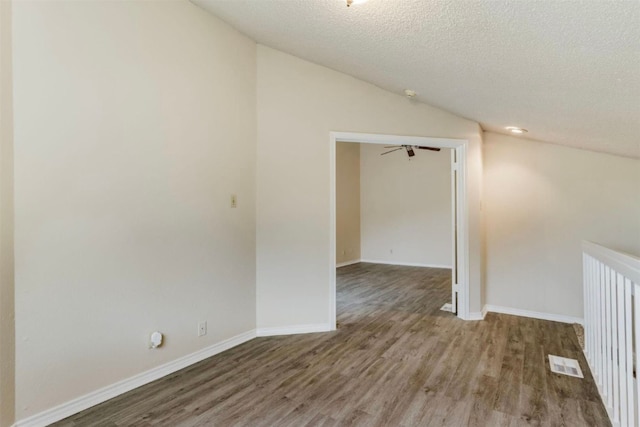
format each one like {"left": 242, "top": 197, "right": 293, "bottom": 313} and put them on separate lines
{"left": 54, "top": 263, "right": 610, "bottom": 426}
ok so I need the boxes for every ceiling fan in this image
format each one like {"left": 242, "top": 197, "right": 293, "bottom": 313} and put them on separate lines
{"left": 380, "top": 145, "right": 441, "bottom": 157}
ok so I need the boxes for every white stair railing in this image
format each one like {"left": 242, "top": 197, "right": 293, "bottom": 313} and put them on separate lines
{"left": 583, "top": 241, "right": 640, "bottom": 427}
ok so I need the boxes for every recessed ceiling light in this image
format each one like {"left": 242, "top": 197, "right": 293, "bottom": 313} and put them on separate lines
{"left": 346, "top": 0, "right": 368, "bottom": 6}
{"left": 404, "top": 89, "right": 417, "bottom": 98}
{"left": 506, "top": 126, "right": 528, "bottom": 134}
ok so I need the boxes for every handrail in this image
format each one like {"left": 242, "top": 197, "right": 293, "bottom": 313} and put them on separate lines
{"left": 583, "top": 241, "right": 640, "bottom": 285}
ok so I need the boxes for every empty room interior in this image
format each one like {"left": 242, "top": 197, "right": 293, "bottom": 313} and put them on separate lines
{"left": 336, "top": 140, "right": 456, "bottom": 314}
{"left": 0, "top": 1, "right": 639, "bottom": 426}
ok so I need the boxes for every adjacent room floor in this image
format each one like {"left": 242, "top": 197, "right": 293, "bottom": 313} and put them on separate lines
{"left": 54, "top": 263, "right": 609, "bottom": 426}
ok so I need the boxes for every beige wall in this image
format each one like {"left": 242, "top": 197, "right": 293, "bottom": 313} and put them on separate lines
{"left": 484, "top": 132, "right": 640, "bottom": 318}
{"left": 0, "top": 1, "right": 15, "bottom": 426}
{"left": 360, "top": 144, "right": 452, "bottom": 267}
{"left": 13, "top": 0, "right": 257, "bottom": 420}
{"left": 336, "top": 142, "right": 361, "bottom": 265}
{"left": 256, "top": 45, "right": 484, "bottom": 329}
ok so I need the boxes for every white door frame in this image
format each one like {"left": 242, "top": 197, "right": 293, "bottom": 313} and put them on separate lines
{"left": 329, "top": 131, "right": 470, "bottom": 326}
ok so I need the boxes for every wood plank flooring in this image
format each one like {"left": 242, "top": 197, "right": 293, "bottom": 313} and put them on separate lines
{"left": 53, "top": 263, "right": 610, "bottom": 426}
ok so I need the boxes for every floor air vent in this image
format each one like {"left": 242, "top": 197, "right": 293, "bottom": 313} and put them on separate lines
{"left": 548, "top": 355, "right": 583, "bottom": 378}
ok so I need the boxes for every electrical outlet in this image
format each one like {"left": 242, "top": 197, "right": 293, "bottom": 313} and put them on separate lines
{"left": 198, "top": 321, "right": 207, "bottom": 337}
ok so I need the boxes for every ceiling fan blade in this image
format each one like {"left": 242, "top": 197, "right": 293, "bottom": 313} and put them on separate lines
{"left": 380, "top": 147, "right": 403, "bottom": 155}
{"left": 416, "top": 146, "right": 441, "bottom": 152}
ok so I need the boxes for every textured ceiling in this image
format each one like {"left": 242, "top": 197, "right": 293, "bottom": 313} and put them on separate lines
{"left": 192, "top": 0, "right": 640, "bottom": 158}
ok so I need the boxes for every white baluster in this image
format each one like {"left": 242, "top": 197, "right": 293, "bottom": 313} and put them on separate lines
{"left": 584, "top": 254, "right": 589, "bottom": 360}
{"left": 633, "top": 282, "right": 639, "bottom": 426}
{"left": 585, "top": 255, "right": 595, "bottom": 371}
{"left": 616, "top": 272, "right": 627, "bottom": 427}
{"left": 605, "top": 265, "right": 612, "bottom": 407}
{"left": 598, "top": 260, "right": 604, "bottom": 387}
{"left": 610, "top": 268, "right": 619, "bottom": 423}
{"left": 590, "top": 256, "right": 596, "bottom": 369}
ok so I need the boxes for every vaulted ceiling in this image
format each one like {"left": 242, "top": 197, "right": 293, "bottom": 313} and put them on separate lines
{"left": 192, "top": 0, "right": 640, "bottom": 158}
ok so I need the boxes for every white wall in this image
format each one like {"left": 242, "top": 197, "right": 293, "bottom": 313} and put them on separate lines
{"left": 484, "top": 132, "right": 640, "bottom": 319}
{"left": 0, "top": 1, "right": 15, "bottom": 426}
{"left": 360, "top": 143, "right": 452, "bottom": 268}
{"left": 13, "top": 0, "right": 256, "bottom": 420}
{"left": 336, "top": 142, "right": 360, "bottom": 265}
{"left": 256, "top": 45, "right": 484, "bottom": 330}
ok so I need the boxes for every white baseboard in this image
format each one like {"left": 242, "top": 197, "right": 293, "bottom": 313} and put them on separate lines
{"left": 336, "top": 259, "right": 361, "bottom": 268}
{"left": 14, "top": 329, "right": 257, "bottom": 427}
{"left": 467, "top": 311, "right": 485, "bottom": 321}
{"left": 483, "top": 305, "right": 583, "bottom": 325}
{"left": 256, "top": 323, "right": 333, "bottom": 337}
{"left": 359, "top": 259, "right": 452, "bottom": 269}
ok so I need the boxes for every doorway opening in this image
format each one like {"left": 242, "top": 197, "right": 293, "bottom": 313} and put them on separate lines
{"left": 329, "top": 132, "right": 470, "bottom": 327}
